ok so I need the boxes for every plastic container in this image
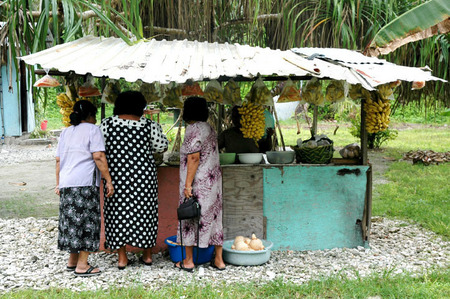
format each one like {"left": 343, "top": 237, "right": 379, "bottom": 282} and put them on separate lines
{"left": 222, "top": 239, "right": 273, "bottom": 266}
{"left": 265, "top": 151, "right": 295, "bottom": 164}
{"left": 238, "top": 153, "right": 263, "bottom": 164}
{"left": 164, "top": 235, "right": 215, "bottom": 265}
{"left": 219, "top": 153, "right": 236, "bottom": 165}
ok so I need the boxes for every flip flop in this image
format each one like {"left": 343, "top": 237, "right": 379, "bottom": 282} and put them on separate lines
{"left": 66, "top": 266, "right": 76, "bottom": 272}
{"left": 74, "top": 266, "right": 101, "bottom": 277}
{"left": 174, "top": 262, "right": 194, "bottom": 273}
{"left": 209, "top": 260, "right": 226, "bottom": 271}
{"left": 139, "top": 256, "right": 153, "bottom": 266}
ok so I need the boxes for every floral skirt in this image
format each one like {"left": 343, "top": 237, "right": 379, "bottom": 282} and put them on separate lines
{"left": 57, "top": 186, "right": 100, "bottom": 253}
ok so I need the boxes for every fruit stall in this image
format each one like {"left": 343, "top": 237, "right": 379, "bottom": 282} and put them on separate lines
{"left": 20, "top": 36, "right": 445, "bottom": 253}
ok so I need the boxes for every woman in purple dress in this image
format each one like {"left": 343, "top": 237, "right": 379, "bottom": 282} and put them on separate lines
{"left": 175, "top": 96, "right": 225, "bottom": 272}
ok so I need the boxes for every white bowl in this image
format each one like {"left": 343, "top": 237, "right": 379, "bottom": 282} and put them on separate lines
{"left": 238, "top": 153, "right": 263, "bottom": 164}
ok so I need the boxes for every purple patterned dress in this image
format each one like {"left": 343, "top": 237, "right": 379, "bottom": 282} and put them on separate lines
{"left": 177, "top": 122, "right": 223, "bottom": 248}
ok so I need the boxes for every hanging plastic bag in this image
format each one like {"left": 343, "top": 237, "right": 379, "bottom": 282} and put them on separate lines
{"left": 245, "top": 77, "right": 273, "bottom": 106}
{"left": 325, "top": 80, "right": 345, "bottom": 103}
{"left": 181, "top": 80, "right": 204, "bottom": 96}
{"left": 140, "top": 82, "right": 160, "bottom": 103}
{"left": 223, "top": 79, "right": 242, "bottom": 105}
{"left": 277, "top": 79, "right": 301, "bottom": 103}
{"left": 34, "top": 74, "right": 61, "bottom": 87}
{"left": 101, "top": 80, "right": 121, "bottom": 104}
{"left": 412, "top": 81, "right": 425, "bottom": 90}
{"left": 162, "top": 83, "right": 183, "bottom": 108}
{"left": 302, "top": 77, "right": 324, "bottom": 106}
{"left": 203, "top": 80, "right": 223, "bottom": 103}
{"left": 78, "top": 74, "right": 101, "bottom": 97}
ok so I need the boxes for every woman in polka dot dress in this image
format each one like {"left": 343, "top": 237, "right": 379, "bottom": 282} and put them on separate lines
{"left": 100, "top": 91, "right": 168, "bottom": 269}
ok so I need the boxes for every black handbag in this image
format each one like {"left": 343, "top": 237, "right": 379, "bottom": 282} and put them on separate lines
{"left": 177, "top": 196, "right": 201, "bottom": 265}
{"left": 177, "top": 196, "right": 201, "bottom": 220}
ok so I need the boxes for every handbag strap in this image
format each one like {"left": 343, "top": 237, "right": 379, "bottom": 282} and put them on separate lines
{"left": 179, "top": 217, "right": 200, "bottom": 266}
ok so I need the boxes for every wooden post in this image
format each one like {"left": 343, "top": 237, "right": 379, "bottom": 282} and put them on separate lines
{"left": 19, "top": 60, "right": 28, "bottom": 133}
{"left": 360, "top": 98, "right": 368, "bottom": 165}
{"left": 272, "top": 106, "right": 285, "bottom": 151}
{"left": 311, "top": 105, "right": 318, "bottom": 137}
{"left": 100, "top": 77, "right": 106, "bottom": 120}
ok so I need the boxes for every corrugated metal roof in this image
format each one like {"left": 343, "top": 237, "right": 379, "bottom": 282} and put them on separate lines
{"left": 20, "top": 36, "right": 445, "bottom": 90}
{"left": 291, "top": 47, "right": 446, "bottom": 88}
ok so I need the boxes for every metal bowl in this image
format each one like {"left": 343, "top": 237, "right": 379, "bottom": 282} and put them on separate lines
{"left": 222, "top": 239, "right": 273, "bottom": 266}
{"left": 238, "top": 153, "right": 263, "bottom": 164}
{"left": 265, "top": 151, "right": 295, "bottom": 164}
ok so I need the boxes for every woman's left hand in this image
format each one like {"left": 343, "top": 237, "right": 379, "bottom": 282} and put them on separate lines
{"left": 54, "top": 186, "right": 60, "bottom": 196}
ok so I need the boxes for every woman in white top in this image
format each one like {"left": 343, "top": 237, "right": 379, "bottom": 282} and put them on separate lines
{"left": 55, "top": 100, "right": 114, "bottom": 277}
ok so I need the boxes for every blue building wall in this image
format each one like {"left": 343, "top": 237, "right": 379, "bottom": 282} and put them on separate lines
{"left": 0, "top": 60, "right": 35, "bottom": 137}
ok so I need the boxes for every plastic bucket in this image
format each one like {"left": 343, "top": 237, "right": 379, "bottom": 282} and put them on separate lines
{"left": 164, "top": 235, "right": 214, "bottom": 265}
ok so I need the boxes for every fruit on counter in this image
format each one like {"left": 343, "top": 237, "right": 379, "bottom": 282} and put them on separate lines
{"left": 238, "top": 102, "right": 265, "bottom": 142}
{"left": 203, "top": 80, "right": 223, "bottom": 103}
{"left": 245, "top": 77, "right": 273, "bottom": 105}
{"left": 302, "top": 77, "right": 324, "bottom": 106}
{"left": 325, "top": 80, "right": 345, "bottom": 103}
{"left": 339, "top": 143, "right": 361, "bottom": 159}
{"left": 223, "top": 79, "right": 242, "bottom": 105}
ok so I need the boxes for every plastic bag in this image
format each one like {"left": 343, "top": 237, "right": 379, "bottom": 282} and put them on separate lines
{"left": 162, "top": 83, "right": 183, "bottom": 108}
{"left": 203, "top": 80, "right": 223, "bottom": 103}
{"left": 33, "top": 74, "right": 61, "bottom": 87}
{"left": 223, "top": 79, "right": 242, "bottom": 105}
{"left": 101, "top": 80, "right": 121, "bottom": 104}
{"left": 244, "top": 77, "right": 273, "bottom": 106}
{"left": 78, "top": 74, "right": 101, "bottom": 97}
{"left": 302, "top": 77, "right": 324, "bottom": 106}
{"left": 140, "top": 82, "right": 160, "bottom": 103}
{"left": 277, "top": 79, "right": 301, "bottom": 103}
{"left": 412, "top": 81, "right": 425, "bottom": 90}
{"left": 181, "top": 80, "right": 204, "bottom": 96}
{"left": 325, "top": 80, "right": 345, "bottom": 103}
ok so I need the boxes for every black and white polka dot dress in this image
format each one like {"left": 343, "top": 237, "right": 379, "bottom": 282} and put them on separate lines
{"left": 100, "top": 115, "right": 168, "bottom": 250}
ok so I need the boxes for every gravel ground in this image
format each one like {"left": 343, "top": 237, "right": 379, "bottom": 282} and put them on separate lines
{"left": 0, "top": 143, "right": 448, "bottom": 293}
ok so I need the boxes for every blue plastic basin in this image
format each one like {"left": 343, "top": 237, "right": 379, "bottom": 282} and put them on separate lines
{"left": 164, "top": 235, "right": 215, "bottom": 265}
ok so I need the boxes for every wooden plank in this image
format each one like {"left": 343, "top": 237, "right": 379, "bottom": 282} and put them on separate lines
{"left": 360, "top": 98, "right": 368, "bottom": 165}
{"left": 222, "top": 166, "right": 264, "bottom": 240}
{"left": 362, "top": 164, "right": 373, "bottom": 243}
{"left": 263, "top": 165, "right": 369, "bottom": 250}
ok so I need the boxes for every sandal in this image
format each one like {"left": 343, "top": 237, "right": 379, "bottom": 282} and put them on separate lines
{"left": 139, "top": 256, "right": 153, "bottom": 266}
{"left": 74, "top": 266, "right": 101, "bottom": 277}
{"left": 209, "top": 260, "right": 226, "bottom": 271}
{"left": 174, "top": 261, "right": 194, "bottom": 273}
{"left": 118, "top": 259, "right": 133, "bottom": 270}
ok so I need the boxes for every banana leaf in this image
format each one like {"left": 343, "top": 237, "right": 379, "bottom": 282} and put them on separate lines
{"left": 367, "top": 0, "right": 450, "bottom": 56}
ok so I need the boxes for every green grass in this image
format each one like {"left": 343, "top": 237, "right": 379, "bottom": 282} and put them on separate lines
{"left": 0, "top": 194, "right": 58, "bottom": 219}
{"left": 373, "top": 162, "right": 450, "bottom": 238}
{"left": 2, "top": 269, "right": 449, "bottom": 298}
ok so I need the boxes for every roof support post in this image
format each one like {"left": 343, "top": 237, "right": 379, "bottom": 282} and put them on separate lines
{"left": 360, "top": 98, "right": 368, "bottom": 165}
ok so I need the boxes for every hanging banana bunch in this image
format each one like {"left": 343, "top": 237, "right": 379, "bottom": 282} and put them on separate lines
{"left": 364, "top": 85, "right": 392, "bottom": 134}
{"left": 238, "top": 102, "right": 265, "bottom": 143}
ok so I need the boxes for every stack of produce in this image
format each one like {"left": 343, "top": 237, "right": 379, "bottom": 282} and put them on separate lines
{"left": 238, "top": 102, "right": 265, "bottom": 142}
{"left": 181, "top": 80, "right": 204, "bottom": 96}
{"left": 325, "top": 80, "right": 345, "bottom": 103}
{"left": 203, "top": 80, "right": 223, "bottom": 103}
{"left": 231, "top": 234, "right": 265, "bottom": 251}
{"left": 245, "top": 77, "right": 273, "bottom": 105}
{"left": 302, "top": 78, "right": 324, "bottom": 106}
{"left": 403, "top": 150, "right": 450, "bottom": 165}
{"left": 140, "top": 82, "right": 160, "bottom": 103}
{"left": 162, "top": 85, "right": 183, "bottom": 108}
{"left": 223, "top": 79, "right": 242, "bottom": 105}
{"left": 364, "top": 84, "right": 392, "bottom": 133}
{"left": 56, "top": 93, "right": 90, "bottom": 127}
{"left": 277, "top": 79, "right": 301, "bottom": 103}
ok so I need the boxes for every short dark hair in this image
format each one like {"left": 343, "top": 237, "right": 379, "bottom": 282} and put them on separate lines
{"left": 113, "top": 91, "right": 146, "bottom": 117}
{"left": 183, "top": 96, "right": 209, "bottom": 122}
{"left": 70, "top": 100, "right": 97, "bottom": 126}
